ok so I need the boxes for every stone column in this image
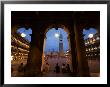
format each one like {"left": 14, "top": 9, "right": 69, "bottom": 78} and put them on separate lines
{"left": 74, "top": 21, "right": 90, "bottom": 76}
{"left": 41, "top": 35, "right": 46, "bottom": 72}
{"left": 11, "top": 24, "right": 21, "bottom": 34}
{"left": 67, "top": 34, "right": 73, "bottom": 72}
{"left": 24, "top": 27, "right": 43, "bottom": 77}
{"left": 69, "top": 32, "right": 79, "bottom": 76}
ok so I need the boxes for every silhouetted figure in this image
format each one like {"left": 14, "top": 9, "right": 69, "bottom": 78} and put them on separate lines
{"left": 45, "top": 63, "right": 50, "bottom": 73}
{"left": 18, "top": 63, "right": 24, "bottom": 72}
{"left": 55, "top": 63, "right": 60, "bottom": 73}
{"left": 61, "top": 63, "right": 66, "bottom": 73}
{"left": 17, "top": 63, "right": 24, "bottom": 76}
{"left": 66, "top": 64, "right": 71, "bottom": 73}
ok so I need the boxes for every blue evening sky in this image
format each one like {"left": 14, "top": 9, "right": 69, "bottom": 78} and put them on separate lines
{"left": 44, "top": 28, "right": 69, "bottom": 52}
{"left": 17, "top": 27, "right": 32, "bottom": 42}
{"left": 17, "top": 27, "right": 97, "bottom": 52}
{"left": 83, "top": 28, "right": 97, "bottom": 39}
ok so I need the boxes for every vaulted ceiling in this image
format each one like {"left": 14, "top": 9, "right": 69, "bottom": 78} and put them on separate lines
{"left": 11, "top": 11, "right": 100, "bottom": 32}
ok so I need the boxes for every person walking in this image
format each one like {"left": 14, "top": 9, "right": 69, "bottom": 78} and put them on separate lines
{"left": 45, "top": 63, "right": 50, "bottom": 73}
{"left": 55, "top": 63, "right": 60, "bottom": 73}
{"left": 66, "top": 64, "right": 71, "bottom": 73}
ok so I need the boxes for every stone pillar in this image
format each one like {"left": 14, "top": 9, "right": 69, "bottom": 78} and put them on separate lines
{"left": 11, "top": 24, "right": 21, "bottom": 34}
{"left": 69, "top": 32, "right": 79, "bottom": 76}
{"left": 67, "top": 34, "right": 73, "bottom": 72}
{"left": 74, "top": 21, "right": 90, "bottom": 76}
{"left": 24, "top": 28, "right": 43, "bottom": 77}
{"left": 41, "top": 35, "right": 46, "bottom": 72}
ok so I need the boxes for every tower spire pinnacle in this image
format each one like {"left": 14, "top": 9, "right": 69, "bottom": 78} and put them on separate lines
{"left": 59, "top": 33, "right": 64, "bottom": 57}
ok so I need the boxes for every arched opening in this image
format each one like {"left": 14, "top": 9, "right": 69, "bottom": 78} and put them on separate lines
{"left": 83, "top": 27, "right": 100, "bottom": 76}
{"left": 17, "top": 27, "right": 32, "bottom": 42}
{"left": 10, "top": 11, "right": 100, "bottom": 77}
{"left": 42, "top": 26, "right": 73, "bottom": 77}
{"left": 11, "top": 27, "right": 32, "bottom": 76}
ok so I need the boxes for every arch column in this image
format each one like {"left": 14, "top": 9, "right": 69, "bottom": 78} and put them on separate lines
{"left": 67, "top": 34, "right": 73, "bottom": 72}
{"left": 41, "top": 35, "right": 46, "bottom": 72}
{"left": 24, "top": 27, "right": 43, "bottom": 77}
{"left": 74, "top": 21, "right": 90, "bottom": 76}
{"left": 69, "top": 32, "right": 79, "bottom": 76}
{"left": 11, "top": 24, "right": 21, "bottom": 34}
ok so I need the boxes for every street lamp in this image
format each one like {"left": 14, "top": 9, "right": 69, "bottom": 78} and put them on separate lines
{"left": 55, "top": 33, "right": 59, "bottom": 38}
{"left": 11, "top": 56, "right": 13, "bottom": 61}
{"left": 88, "top": 33, "right": 93, "bottom": 38}
{"left": 21, "top": 33, "right": 26, "bottom": 37}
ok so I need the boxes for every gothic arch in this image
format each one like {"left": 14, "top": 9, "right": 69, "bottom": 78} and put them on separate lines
{"left": 44, "top": 24, "right": 71, "bottom": 38}
{"left": 41, "top": 23, "right": 73, "bottom": 72}
{"left": 11, "top": 24, "right": 31, "bottom": 35}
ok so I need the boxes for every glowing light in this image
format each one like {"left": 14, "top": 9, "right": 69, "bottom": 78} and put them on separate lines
{"left": 55, "top": 33, "right": 59, "bottom": 38}
{"left": 85, "top": 43, "right": 87, "bottom": 45}
{"left": 93, "top": 39, "right": 96, "bottom": 42}
{"left": 91, "top": 48, "right": 93, "bottom": 50}
{"left": 96, "top": 37, "right": 100, "bottom": 40}
{"left": 66, "top": 54, "right": 68, "bottom": 55}
{"left": 90, "top": 40, "right": 92, "bottom": 43}
{"left": 21, "top": 33, "right": 26, "bottom": 37}
{"left": 11, "top": 56, "right": 13, "bottom": 60}
{"left": 88, "top": 34, "right": 93, "bottom": 38}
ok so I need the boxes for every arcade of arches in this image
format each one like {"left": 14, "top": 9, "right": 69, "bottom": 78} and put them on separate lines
{"left": 11, "top": 11, "right": 100, "bottom": 77}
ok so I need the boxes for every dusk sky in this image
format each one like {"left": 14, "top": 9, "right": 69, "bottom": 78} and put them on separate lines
{"left": 17, "top": 27, "right": 97, "bottom": 52}
{"left": 44, "top": 28, "right": 69, "bottom": 52}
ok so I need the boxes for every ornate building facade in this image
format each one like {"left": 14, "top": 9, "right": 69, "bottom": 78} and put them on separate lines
{"left": 84, "top": 33, "right": 100, "bottom": 76}
{"left": 11, "top": 32, "right": 30, "bottom": 76}
{"left": 85, "top": 33, "right": 100, "bottom": 60}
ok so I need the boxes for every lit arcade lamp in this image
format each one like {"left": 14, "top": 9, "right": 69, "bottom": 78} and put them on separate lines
{"left": 88, "top": 33, "right": 93, "bottom": 38}
{"left": 21, "top": 33, "right": 26, "bottom": 37}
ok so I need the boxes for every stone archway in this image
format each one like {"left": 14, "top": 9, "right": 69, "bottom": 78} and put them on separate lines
{"left": 41, "top": 24, "right": 74, "bottom": 76}
{"left": 11, "top": 21, "right": 90, "bottom": 77}
{"left": 11, "top": 11, "right": 100, "bottom": 77}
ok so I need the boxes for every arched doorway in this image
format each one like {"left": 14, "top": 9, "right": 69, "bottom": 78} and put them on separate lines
{"left": 41, "top": 25, "right": 73, "bottom": 77}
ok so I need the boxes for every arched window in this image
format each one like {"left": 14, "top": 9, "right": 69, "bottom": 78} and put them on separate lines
{"left": 17, "top": 27, "right": 32, "bottom": 42}
{"left": 83, "top": 28, "right": 97, "bottom": 40}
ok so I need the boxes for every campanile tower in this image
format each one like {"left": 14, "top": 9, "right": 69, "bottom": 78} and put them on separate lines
{"left": 59, "top": 33, "right": 64, "bottom": 56}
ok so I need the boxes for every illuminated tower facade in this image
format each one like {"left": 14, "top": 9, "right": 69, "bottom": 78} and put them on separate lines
{"left": 59, "top": 33, "right": 64, "bottom": 56}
